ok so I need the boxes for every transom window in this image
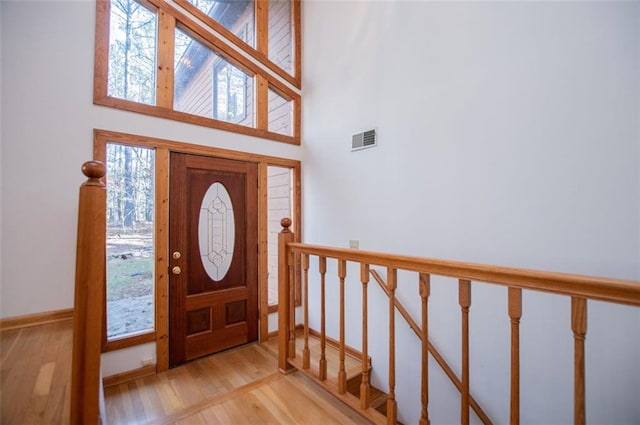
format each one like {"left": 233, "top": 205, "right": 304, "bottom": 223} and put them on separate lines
{"left": 94, "top": 0, "right": 300, "bottom": 144}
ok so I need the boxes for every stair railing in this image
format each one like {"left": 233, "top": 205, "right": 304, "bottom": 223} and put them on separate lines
{"left": 277, "top": 218, "right": 640, "bottom": 424}
{"left": 70, "top": 161, "right": 107, "bottom": 425}
{"left": 369, "top": 269, "right": 492, "bottom": 424}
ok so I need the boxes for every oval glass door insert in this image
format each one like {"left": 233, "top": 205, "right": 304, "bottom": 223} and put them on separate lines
{"left": 198, "top": 182, "right": 235, "bottom": 281}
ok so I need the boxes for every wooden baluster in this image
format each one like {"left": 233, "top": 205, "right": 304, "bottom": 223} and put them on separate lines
{"left": 288, "top": 251, "right": 296, "bottom": 358}
{"left": 419, "top": 273, "right": 431, "bottom": 425}
{"left": 302, "top": 254, "right": 310, "bottom": 369}
{"left": 572, "top": 297, "right": 587, "bottom": 425}
{"left": 509, "top": 287, "right": 522, "bottom": 425}
{"left": 338, "top": 259, "right": 347, "bottom": 393}
{"left": 278, "top": 218, "right": 295, "bottom": 373}
{"left": 387, "top": 268, "right": 398, "bottom": 424}
{"left": 459, "top": 279, "right": 471, "bottom": 425}
{"left": 319, "top": 256, "right": 328, "bottom": 381}
{"left": 71, "top": 161, "right": 106, "bottom": 425}
{"left": 360, "top": 263, "right": 371, "bottom": 409}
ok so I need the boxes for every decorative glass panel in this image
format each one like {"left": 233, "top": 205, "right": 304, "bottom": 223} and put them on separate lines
{"left": 268, "top": 0, "right": 292, "bottom": 74}
{"left": 174, "top": 27, "right": 254, "bottom": 127}
{"left": 268, "top": 88, "right": 292, "bottom": 136}
{"left": 106, "top": 143, "right": 155, "bottom": 339}
{"left": 199, "top": 182, "right": 235, "bottom": 281}
{"left": 186, "top": 0, "right": 255, "bottom": 48}
{"left": 107, "top": 0, "right": 157, "bottom": 105}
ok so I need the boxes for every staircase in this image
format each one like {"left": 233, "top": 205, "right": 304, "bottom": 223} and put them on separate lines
{"left": 346, "top": 372, "right": 392, "bottom": 418}
{"left": 287, "top": 331, "right": 390, "bottom": 425}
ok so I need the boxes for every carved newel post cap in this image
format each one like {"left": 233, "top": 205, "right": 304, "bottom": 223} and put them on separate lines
{"left": 82, "top": 161, "right": 106, "bottom": 179}
{"left": 81, "top": 161, "right": 106, "bottom": 186}
{"left": 281, "top": 218, "right": 292, "bottom": 232}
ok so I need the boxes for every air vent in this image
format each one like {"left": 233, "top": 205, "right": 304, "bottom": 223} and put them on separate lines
{"left": 352, "top": 129, "right": 377, "bottom": 151}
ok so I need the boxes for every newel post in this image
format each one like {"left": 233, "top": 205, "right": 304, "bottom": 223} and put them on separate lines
{"left": 278, "top": 218, "right": 296, "bottom": 373}
{"left": 70, "top": 161, "right": 106, "bottom": 425}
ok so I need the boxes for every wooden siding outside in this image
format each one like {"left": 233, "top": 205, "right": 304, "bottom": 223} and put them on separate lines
{"left": 267, "top": 166, "right": 293, "bottom": 306}
{"left": 268, "top": 88, "right": 292, "bottom": 136}
{"left": 175, "top": 2, "right": 291, "bottom": 133}
{"left": 268, "top": 0, "right": 292, "bottom": 74}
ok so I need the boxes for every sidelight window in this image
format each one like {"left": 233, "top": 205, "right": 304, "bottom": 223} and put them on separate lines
{"left": 105, "top": 143, "right": 155, "bottom": 340}
{"left": 267, "top": 165, "right": 293, "bottom": 306}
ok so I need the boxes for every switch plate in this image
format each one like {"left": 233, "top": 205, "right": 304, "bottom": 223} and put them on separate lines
{"left": 349, "top": 240, "right": 359, "bottom": 249}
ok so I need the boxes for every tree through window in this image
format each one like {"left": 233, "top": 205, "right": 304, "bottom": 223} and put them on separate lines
{"left": 108, "top": 0, "right": 158, "bottom": 105}
{"left": 106, "top": 143, "right": 155, "bottom": 339}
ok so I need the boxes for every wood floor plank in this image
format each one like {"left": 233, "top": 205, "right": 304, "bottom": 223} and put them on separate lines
{"left": 33, "top": 362, "right": 56, "bottom": 396}
{"left": 0, "top": 328, "right": 22, "bottom": 361}
{"left": 203, "top": 403, "right": 232, "bottom": 424}
{"left": 136, "top": 377, "right": 166, "bottom": 421}
{"left": 286, "top": 371, "right": 372, "bottom": 424}
{"left": 1, "top": 320, "right": 73, "bottom": 425}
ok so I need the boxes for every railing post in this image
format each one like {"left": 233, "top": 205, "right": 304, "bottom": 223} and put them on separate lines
{"left": 70, "top": 161, "right": 106, "bottom": 425}
{"left": 459, "top": 279, "right": 472, "bottom": 425}
{"left": 319, "top": 256, "right": 328, "bottom": 381}
{"left": 288, "top": 246, "right": 296, "bottom": 358}
{"left": 419, "top": 273, "right": 431, "bottom": 425}
{"left": 572, "top": 297, "right": 587, "bottom": 425}
{"left": 509, "top": 287, "right": 522, "bottom": 425}
{"left": 387, "top": 267, "right": 398, "bottom": 424}
{"left": 302, "top": 253, "right": 310, "bottom": 369}
{"left": 338, "top": 259, "right": 347, "bottom": 394}
{"left": 278, "top": 218, "right": 295, "bottom": 373}
{"left": 360, "top": 263, "right": 371, "bottom": 410}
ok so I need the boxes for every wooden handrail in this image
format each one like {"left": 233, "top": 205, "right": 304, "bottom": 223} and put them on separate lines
{"left": 70, "top": 161, "right": 107, "bottom": 425}
{"left": 371, "top": 270, "right": 493, "bottom": 425}
{"left": 287, "top": 243, "right": 640, "bottom": 306}
{"left": 279, "top": 224, "right": 640, "bottom": 424}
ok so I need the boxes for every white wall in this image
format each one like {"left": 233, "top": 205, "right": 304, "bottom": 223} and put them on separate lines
{"left": 0, "top": 0, "right": 4, "bottom": 320}
{"left": 0, "top": 0, "right": 302, "bottom": 319}
{"left": 302, "top": 2, "right": 640, "bottom": 424}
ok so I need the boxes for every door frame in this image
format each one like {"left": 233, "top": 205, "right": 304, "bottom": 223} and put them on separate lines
{"left": 93, "top": 129, "right": 301, "bottom": 372}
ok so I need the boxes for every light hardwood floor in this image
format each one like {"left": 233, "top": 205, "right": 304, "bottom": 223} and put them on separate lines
{"left": 1, "top": 320, "right": 73, "bottom": 424}
{"left": 1, "top": 320, "right": 371, "bottom": 425}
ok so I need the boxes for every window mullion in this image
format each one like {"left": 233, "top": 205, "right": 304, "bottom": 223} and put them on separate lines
{"left": 156, "top": 10, "right": 175, "bottom": 109}
{"left": 292, "top": 0, "right": 301, "bottom": 85}
{"left": 256, "top": 75, "right": 268, "bottom": 131}
{"left": 256, "top": 0, "right": 269, "bottom": 57}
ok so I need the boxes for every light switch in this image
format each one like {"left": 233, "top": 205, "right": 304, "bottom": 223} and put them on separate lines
{"left": 349, "top": 240, "right": 359, "bottom": 249}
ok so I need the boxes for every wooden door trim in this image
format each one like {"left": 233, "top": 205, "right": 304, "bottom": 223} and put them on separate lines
{"left": 93, "top": 129, "right": 301, "bottom": 372}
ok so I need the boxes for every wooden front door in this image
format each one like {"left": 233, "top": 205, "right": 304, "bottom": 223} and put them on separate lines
{"left": 169, "top": 153, "right": 258, "bottom": 367}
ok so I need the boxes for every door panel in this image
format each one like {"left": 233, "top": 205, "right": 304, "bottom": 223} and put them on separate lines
{"left": 169, "top": 153, "right": 258, "bottom": 367}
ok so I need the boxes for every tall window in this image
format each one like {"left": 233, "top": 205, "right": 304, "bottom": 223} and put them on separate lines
{"left": 96, "top": 0, "right": 301, "bottom": 144}
{"left": 106, "top": 143, "right": 155, "bottom": 339}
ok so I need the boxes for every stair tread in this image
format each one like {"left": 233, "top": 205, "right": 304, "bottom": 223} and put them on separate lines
{"left": 287, "top": 333, "right": 402, "bottom": 425}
